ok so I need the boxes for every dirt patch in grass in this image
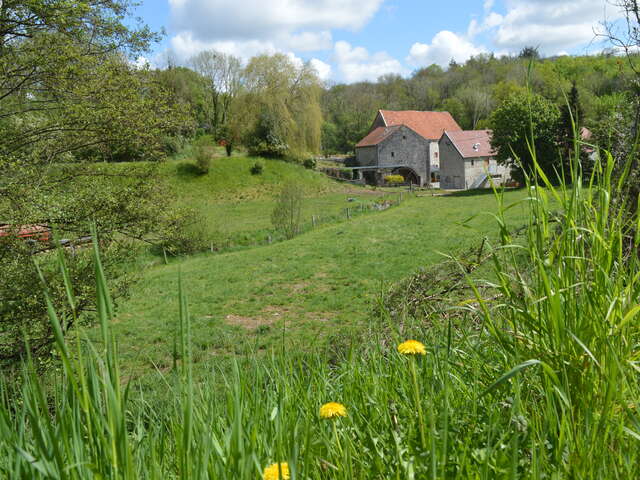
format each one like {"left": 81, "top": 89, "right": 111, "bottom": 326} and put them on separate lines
{"left": 284, "top": 281, "right": 311, "bottom": 293}
{"left": 224, "top": 314, "right": 269, "bottom": 330}
{"left": 304, "top": 311, "right": 335, "bottom": 322}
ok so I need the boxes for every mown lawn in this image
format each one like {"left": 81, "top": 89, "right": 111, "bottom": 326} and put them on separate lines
{"left": 103, "top": 188, "right": 530, "bottom": 374}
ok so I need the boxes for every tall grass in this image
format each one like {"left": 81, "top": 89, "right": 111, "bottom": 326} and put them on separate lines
{"left": 0, "top": 153, "right": 638, "bottom": 478}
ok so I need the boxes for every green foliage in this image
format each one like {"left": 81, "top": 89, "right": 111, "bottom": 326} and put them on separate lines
{"left": 155, "top": 207, "right": 210, "bottom": 256}
{"left": 154, "top": 66, "right": 211, "bottom": 132}
{"left": 250, "top": 161, "right": 264, "bottom": 175}
{"left": 271, "top": 181, "right": 305, "bottom": 239}
{"left": 241, "top": 54, "right": 323, "bottom": 158}
{"left": 303, "top": 158, "right": 316, "bottom": 170}
{"left": 193, "top": 143, "right": 213, "bottom": 175}
{"left": 0, "top": 0, "right": 195, "bottom": 361}
{"left": 189, "top": 50, "right": 243, "bottom": 134}
{"left": 321, "top": 53, "right": 634, "bottom": 153}
{"left": 384, "top": 174, "right": 404, "bottom": 184}
{"left": 2, "top": 157, "right": 639, "bottom": 477}
{"left": 489, "top": 91, "right": 561, "bottom": 182}
{"left": 246, "top": 111, "right": 289, "bottom": 158}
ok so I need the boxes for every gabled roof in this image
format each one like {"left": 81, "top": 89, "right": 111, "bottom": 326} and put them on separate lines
{"left": 355, "top": 125, "right": 403, "bottom": 147}
{"left": 379, "top": 110, "right": 462, "bottom": 140}
{"left": 442, "top": 130, "right": 495, "bottom": 158}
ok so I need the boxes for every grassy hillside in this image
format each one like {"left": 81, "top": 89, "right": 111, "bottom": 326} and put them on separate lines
{"left": 161, "top": 155, "right": 391, "bottom": 248}
{"left": 5, "top": 168, "right": 638, "bottom": 478}
{"left": 102, "top": 189, "right": 530, "bottom": 374}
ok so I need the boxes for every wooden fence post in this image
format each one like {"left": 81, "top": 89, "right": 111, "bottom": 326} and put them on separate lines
{"left": 347, "top": 208, "right": 351, "bottom": 219}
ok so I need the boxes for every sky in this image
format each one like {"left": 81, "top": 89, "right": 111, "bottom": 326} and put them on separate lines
{"left": 133, "top": 0, "right": 621, "bottom": 83}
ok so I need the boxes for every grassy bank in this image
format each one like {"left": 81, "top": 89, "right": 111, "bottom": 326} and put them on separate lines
{"left": 103, "top": 189, "right": 530, "bottom": 374}
{"left": 1, "top": 157, "right": 638, "bottom": 478}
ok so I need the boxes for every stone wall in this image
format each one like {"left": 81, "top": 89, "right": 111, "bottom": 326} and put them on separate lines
{"left": 439, "top": 136, "right": 465, "bottom": 189}
{"left": 439, "top": 135, "right": 510, "bottom": 189}
{"left": 377, "top": 126, "right": 430, "bottom": 185}
{"left": 355, "top": 145, "right": 377, "bottom": 167}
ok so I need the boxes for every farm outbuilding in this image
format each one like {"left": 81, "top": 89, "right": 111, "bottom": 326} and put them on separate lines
{"left": 354, "top": 110, "right": 462, "bottom": 186}
{"left": 438, "top": 130, "right": 510, "bottom": 190}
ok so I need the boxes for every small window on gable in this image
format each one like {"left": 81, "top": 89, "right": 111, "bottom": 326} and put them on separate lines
{"left": 391, "top": 152, "right": 395, "bottom": 158}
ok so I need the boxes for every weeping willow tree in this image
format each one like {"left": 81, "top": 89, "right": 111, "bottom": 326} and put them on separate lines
{"left": 237, "top": 53, "right": 322, "bottom": 159}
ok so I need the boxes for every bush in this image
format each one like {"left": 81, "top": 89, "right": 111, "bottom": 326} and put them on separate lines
{"left": 250, "top": 162, "right": 264, "bottom": 175}
{"left": 161, "top": 135, "right": 186, "bottom": 155}
{"left": 194, "top": 145, "right": 212, "bottom": 174}
{"left": 384, "top": 174, "right": 404, "bottom": 185}
{"left": 303, "top": 158, "right": 316, "bottom": 170}
{"left": 271, "top": 181, "right": 304, "bottom": 239}
{"left": 155, "top": 208, "right": 209, "bottom": 256}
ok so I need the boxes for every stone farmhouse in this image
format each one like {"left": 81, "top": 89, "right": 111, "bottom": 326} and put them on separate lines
{"left": 439, "top": 130, "right": 509, "bottom": 189}
{"left": 354, "top": 110, "right": 461, "bottom": 186}
{"left": 354, "top": 110, "right": 510, "bottom": 189}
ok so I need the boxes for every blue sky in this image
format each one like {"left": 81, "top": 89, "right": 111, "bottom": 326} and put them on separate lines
{"left": 132, "top": 0, "right": 616, "bottom": 82}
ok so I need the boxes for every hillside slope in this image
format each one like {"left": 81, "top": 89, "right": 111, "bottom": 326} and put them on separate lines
{"left": 104, "top": 189, "right": 529, "bottom": 374}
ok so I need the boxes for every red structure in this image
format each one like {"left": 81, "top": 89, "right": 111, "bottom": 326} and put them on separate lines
{"left": 0, "top": 224, "right": 52, "bottom": 244}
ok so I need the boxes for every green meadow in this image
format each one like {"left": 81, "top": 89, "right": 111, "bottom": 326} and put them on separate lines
{"left": 105, "top": 179, "right": 529, "bottom": 374}
{"left": 2, "top": 155, "right": 640, "bottom": 479}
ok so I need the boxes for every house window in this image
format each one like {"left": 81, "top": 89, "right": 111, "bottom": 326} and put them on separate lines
{"left": 391, "top": 152, "right": 395, "bottom": 158}
{"left": 434, "top": 152, "right": 438, "bottom": 158}
{"left": 471, "top": 159, "right": 475, "bottom": 166}
{"left": 403, "top": 135, "right": 406, "bottom": 140}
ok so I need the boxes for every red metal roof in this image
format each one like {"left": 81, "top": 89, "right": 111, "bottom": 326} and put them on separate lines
{"left": 355, "top": 125, "right": 402, "bottom": 147}
{"left": 379, "top": 110, "right": 461, "bottom": 140}
{"left": 443, "top": 130, "right": 495, "bottom": 158}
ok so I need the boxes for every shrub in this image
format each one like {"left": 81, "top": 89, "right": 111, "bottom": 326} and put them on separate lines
{"left": 384, "top": 174, "right": 404, "bottom": 185}
{"left": 250, "top": 162, "right": 264, "bottom": 175}
{"left": 194, "top": 145, "right": 212, "bottom": 174}
{"left": 161, "top": 135, "right": 186, "bottom": 155}
{"left": 303, "top": 158, "right": 316, "bottom": 170}
{"left": 271, "top": 181, "right": 304, "bottom": 239}
{"left": 155, "top": 208, "right": 209, "bottom": 255}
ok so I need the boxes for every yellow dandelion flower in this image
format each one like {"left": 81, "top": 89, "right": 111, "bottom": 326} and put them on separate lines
{"left": 398, "top": 340, "right": 426, "bottom": 356}
{"left": 319, "top": 402, "right": 347, "bottom": 419}
{"left": 263, "top": 462, "right": 290, "bottom": 480}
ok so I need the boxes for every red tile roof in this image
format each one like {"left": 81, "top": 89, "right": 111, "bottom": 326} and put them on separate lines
{"left": 355, "top": 125, "right": 402, "bottom": 147}
{"left": 379, "top": 110, "right": 461, "bottom": 140}
{"left": 443, "top": 130, "right": 495, "bottom": 158}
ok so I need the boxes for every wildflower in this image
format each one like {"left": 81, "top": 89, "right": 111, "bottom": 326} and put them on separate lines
{"left": 397, "top": 340, "right": 426, "bottom": 356}
{"left": 263, "top": 462, "right": 290, "bottom": 480}
{"left": 320, "top": 402, "right": 347, "bottom": 419}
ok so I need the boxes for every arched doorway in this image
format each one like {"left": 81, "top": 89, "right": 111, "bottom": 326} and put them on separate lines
{"left": 393, "top": 167, "right": 420, "bottom": 186}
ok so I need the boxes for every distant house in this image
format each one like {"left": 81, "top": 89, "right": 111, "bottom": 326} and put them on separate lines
{"left": 438, "top": 130, "right": 509, "bottom": 190}
{"left": 354, "top": 110, "right": 462, "bottom": 186}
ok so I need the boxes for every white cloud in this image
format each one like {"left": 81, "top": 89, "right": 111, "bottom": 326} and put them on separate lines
{"left": 334, "top": 41, "right": 406, "bottom": 83}
{"left": 170, "top": 32, "right": 279, "bottom": 61}
{"left": 168, "top": 0, "right": 382, "bottom": 47}
{"left": 407, "top": 31, "right": 487, "bottom": 68}
{"left": 492, "top": 0, "right": 616, "bottom": 54}
{"left": 467, "top": 12, "right": 503, "bottom": 38}
{"left": 310, "top": 58, "right": 332, "bottom": 81}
